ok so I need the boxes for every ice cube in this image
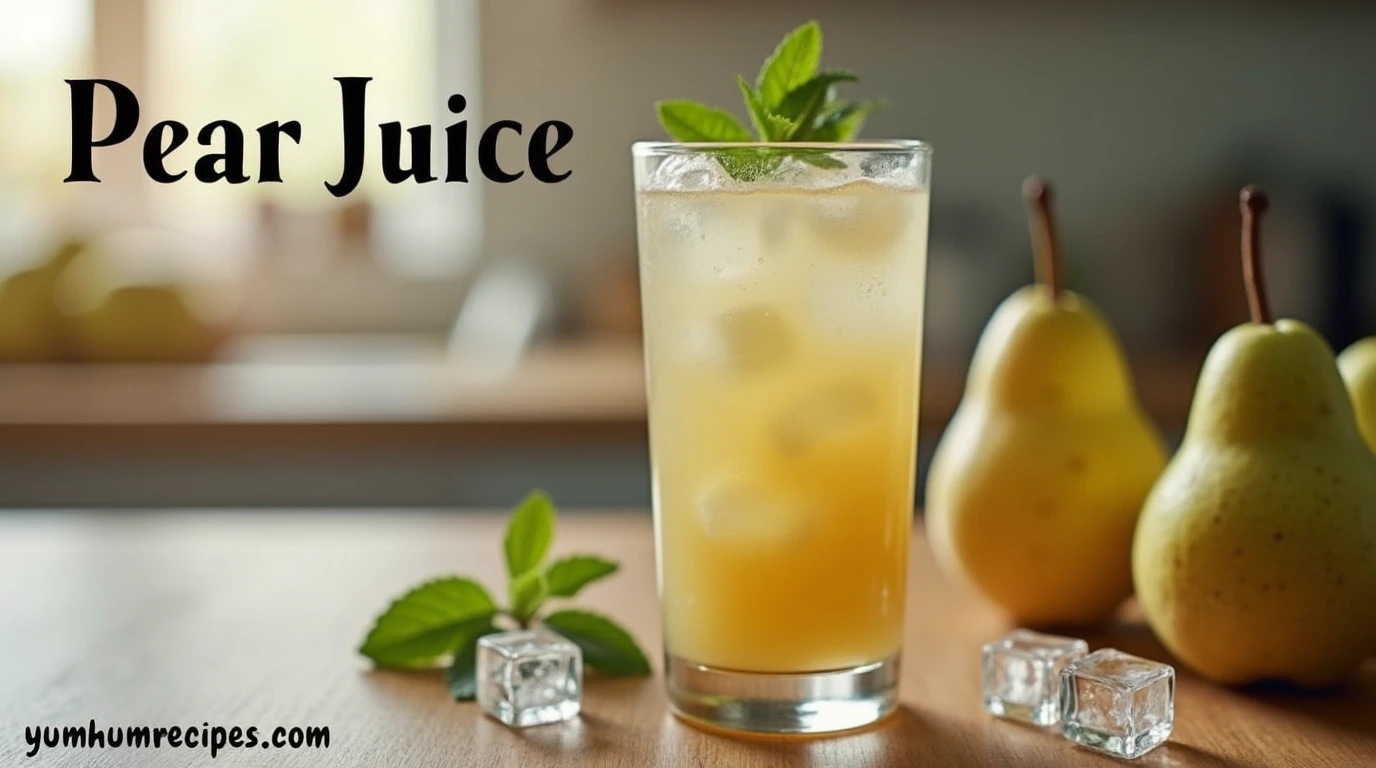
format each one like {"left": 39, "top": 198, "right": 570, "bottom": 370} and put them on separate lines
{"left": 1060, "top": 649, "right": 1174, "bottom": 759}
{"left": 477, "top": 629, "right": 582, "bottom": 728}
{"left": 807, "top": 182, "right": 911, "bottom": 261}
{"left": 682, "top": 305, "right": 791, "bottom": 377}
{"left": 649, "top": 153, "right": 733, "bottom": 192}
{"left": 772, "top": 383, "right": 876, "bottom": 454}
{"left": 644, "top": 196, "right": 763, "bottom": 284}
{"left": 697, "top": 480, "right": 816, "bottom": 544}
{"left": 759, "top": 200, "right": 795, "bottom": 252}
{"left": 804, "top": 254, "right": 924, "bottom": 345}
{"left": 981, "top": 629, "right": 1089, "bottom": 726}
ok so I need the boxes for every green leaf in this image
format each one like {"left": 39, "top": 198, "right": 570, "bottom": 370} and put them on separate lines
{"left": 543, "top": 609, "right": 651, "bottom": 676}
{"left": 756, "top": 20, "right": 822, "bottom": 110}
{"left": 778, "top": 71, "right": 859, "bottom": 141}
{"left": 545, "top": 555, "right": 619, "bottom": 598}
{"left": 736, "top": 76, "right": 771, "bottom": 141}
{"left": 359, "top": 578, "right": 497, "bottom": 668}
{"left": 656, "top": 100, "right": 752, "bottom": 143}
{"left": 776, "top": 70, "right": 857, "bottom": 123}
{"left": 811, "top": 100, "right": 883, "bottom": 142}
{"left": 796, "top": 152, "right": 848, "bottom": 170}
{"left": 504, "top": 491, "right": 557, "bottom": 579}
{"left": 509, "top": 570, "right": 549, "bottom": 625}
{"left": 446, "top": 624, "right": 501, "bottom": 700}
{"left": 764, "top": 115, "right": 798, "bottom": 142}
{"left": 717, "top": 150, "right": 783, "bottom": 182}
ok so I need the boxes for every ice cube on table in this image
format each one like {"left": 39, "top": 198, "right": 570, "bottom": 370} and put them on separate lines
{"left": 477, "top": 629, "right": 582, "bottom": 728}
{"left": 981, "top": 629, "right": 1089, "bottom": 726}
{"left": 1060, "top": 648, "right": 1174, "bottom": 759}
{"left": 772, "top": 383, "right": 876, "bottom": 454}
{"left": 697, "top": 480, "right": 815, "bottom": 544}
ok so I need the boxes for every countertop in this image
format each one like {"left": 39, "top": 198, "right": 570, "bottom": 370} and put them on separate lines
{"left": 0, "top": 335, "right": 1204, "bottom": 446}
{"left": 3, "top": 510, "right": 1369, "bottom": 767}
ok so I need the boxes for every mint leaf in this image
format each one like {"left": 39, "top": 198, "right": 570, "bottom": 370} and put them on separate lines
{"left": 504, "top": 491, "right": 556, "bottom": 578}
{"left": 736, "top": 76, "right": 772, "bottom": 140}
{"left": 777, "top": 70, "right": 857, "bottom": 124}
{"left": 545, "top": 555, "right": 619, "bottom": 598}
{"left": 446, "top": 624, "right": 501, "bottom": 700}
{"left": 779, "top": 71, "right": 858, "bottom": 140}
{"left": 359, "top": 577, "right": 497, "bottom": 669}
{"left": 543, "top": 609, "right": 651, "bottom": 676}
{"left": 796, "top": 152, "right": 848, "bottom": 170}
{"left": 718, "top": 150, "right": 783, "bottom": 182}
{"left": 765, "top": 115, "right": 798, "bottom": 142}
{"left": 509, "top": 570, "right": 549, "bottom": 625}
{"left": 656, "top": 100, "right": 752, "bottom": 143}
{"left": 812, "top": 100, "right": 883, "bottom": 142}
{"left": 756, "top": 21, "right": 822, "bottom": 110}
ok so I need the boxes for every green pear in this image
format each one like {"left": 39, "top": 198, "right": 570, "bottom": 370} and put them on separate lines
{"left": 0, "top": 240, "right": 83, "bottom": 362}
{"left": 1133, "top": 187, "right": 1376, "bottom": 687}
{"left": 1338, "top": 337, "right": 1376, "bottom": 453}
{"left": 927, "top": 178, "right": 1168, "bottom": 624}
{"left": 68, "top": 285, "right": 223, "bottom": 363}
{"left": 58, "top": 229, "right": 225, "bottom": 363}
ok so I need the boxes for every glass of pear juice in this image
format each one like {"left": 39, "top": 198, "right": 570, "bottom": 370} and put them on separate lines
{"left": 633, "top": 141, "right": 932, "bottom": 734}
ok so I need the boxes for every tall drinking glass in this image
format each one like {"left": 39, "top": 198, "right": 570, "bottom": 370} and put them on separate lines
{"left": 633, "top": 141, "right": 932, "bottom": 733}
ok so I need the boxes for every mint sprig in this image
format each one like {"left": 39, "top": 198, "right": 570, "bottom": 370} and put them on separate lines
{"left": 654, "top": 20, "right": 882, "bottom": 179}
{"left": 358, "top": 578, "right": 497, "bottom": 669}
{"left": 358, "top": 491, "right": 650, "bottom": 700}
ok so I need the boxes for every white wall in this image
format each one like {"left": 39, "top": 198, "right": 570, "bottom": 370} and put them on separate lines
{"left": 480, "top": 1, "right": 1376, "bottom": 346}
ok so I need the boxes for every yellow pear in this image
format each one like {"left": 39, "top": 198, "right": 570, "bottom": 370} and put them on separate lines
{"left": 58, "top": 229, "right": 225, "bottom": 363}
{"left": 68, "top": 285, "right": 222, "bottom": 363}
{"left": 1133, "top": 187, "right": 1376, "bottom": 687}
{"left": 927, "top": 179, "right": 1168, "bottom": 624}
{"left": 1338, "top": 337, "right": 1376, "bottom": 453}
{"left": 0, "top": 240, "right": 83, "bottom": 362}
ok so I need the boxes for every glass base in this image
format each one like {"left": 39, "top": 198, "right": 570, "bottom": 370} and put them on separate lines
{"left": 666, "top": 653, "right": 900, "bottom": 734}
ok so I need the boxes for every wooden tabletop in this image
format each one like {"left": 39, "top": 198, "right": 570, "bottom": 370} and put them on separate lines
{"left": 1, "top": 511, "right": 1371, "bottom": 767}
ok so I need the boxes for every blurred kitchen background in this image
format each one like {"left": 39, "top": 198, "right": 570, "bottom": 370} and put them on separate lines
{"left": 1, "top": 0, "right": 1373, "bottom": 508}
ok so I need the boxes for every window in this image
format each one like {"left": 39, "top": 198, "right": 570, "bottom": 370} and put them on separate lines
{"left": 0, "top": 0, "right": 483, "bottom": 330}
{"left": 0, "top": 0, "right": 90, "bottom": 267}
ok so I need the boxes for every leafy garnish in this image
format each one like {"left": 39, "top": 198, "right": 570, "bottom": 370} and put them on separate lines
{"left": 358, "top": 578, "right": 496, "bottom": 669}
{"left": 445, "top": 624, "right": 501, "bottom": 700}
{"left": 543, "top": 609, "right": 652, "bottom": 676}
{"left": 358, "top": 491, "right": 651, "bottom": 700}
{"left": 546, "top": 555, "right": 619, "bottom": 598}
{"left": 756, "top": 20, "right": 822, "bottom": 109}
{"left": 656, "top": 101, "right": 752, "bottom": 143}
{"left": 504, "top": 490, "right": 556, "bottom": 578}
{"left": 654, "top": 20, "right": 882, "bottom": 179}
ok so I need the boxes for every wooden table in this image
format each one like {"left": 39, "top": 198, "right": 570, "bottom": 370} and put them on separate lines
{"left": 1, "top": 511, "right": 1371, "bottom": 767}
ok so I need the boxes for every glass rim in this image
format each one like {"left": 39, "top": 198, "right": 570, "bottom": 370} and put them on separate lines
{"left": 633, "top": 139, "right": 931, "bottom": 156}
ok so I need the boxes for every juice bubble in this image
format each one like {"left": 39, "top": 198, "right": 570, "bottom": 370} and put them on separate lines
{"left": 772, "top": 382, "right": 876, "bottom": 455}
{"left": 697, "top": 479, "right": 816, "bottom": 544}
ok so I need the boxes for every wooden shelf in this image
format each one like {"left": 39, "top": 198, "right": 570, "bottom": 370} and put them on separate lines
{"left": 0, "top": 335, "right": 1203, "bottom": 453}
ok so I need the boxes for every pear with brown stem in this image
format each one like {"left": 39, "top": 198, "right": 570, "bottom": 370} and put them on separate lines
{"left": 926, "top": 178, "right": 1167, "bottom": 624}
{"left": 1133, "top": 187, "right": 1376, "bottom": 687}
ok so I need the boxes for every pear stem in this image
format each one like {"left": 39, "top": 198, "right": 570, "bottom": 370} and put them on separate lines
{"left": 1022, "top": 176, "right": 1063, "bottom": 299}
{"left": 1240, "top": 185, "right": 1272, "bottom": 325}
